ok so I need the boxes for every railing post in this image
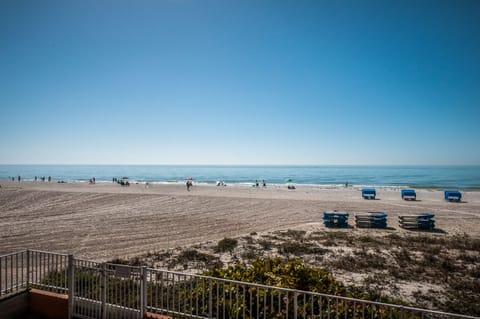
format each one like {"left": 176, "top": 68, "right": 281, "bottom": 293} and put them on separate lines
{"left": 0, "top": 254, "right": 2, "bottom": 296}
{"left": 141, "top": 266, "right": 147, "bottom": 319}
{"left": 208, "top": 278, "right": 213, "bottom": 318}
{"left": 26, "top": 250, "right": 30, "bottom": 290}
{"left": 67, "top": 254, "right": 74, "bottom": 319}
{"left": 293, "top": 292, "right": 298, "bottom": 319}
{"left": 101, "top": 263, "right": 107, "bottom": 319}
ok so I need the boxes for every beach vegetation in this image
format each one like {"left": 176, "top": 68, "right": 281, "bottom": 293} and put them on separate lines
{"left": 169, "top": 249, "right": 222, "bottom": 270}
{"left": 277, "top": 241, "right": 328, "bottom": 257}
{"left": 113, "top": 229, "right": 479, "bottom": 316}
{"left": 240, "top": 247, "right": 258, "bottom": 260}
{"left": 258, "top": 239, "right": 274, "bottom": 250}
{"left": 242, "top": 235, "right": 254, "bottom": 244}
{"left": 108, "top": 256, "right": 142, "bottom": 266}
{"left": 275, "top": 229, "right": 306, "bottom": 241}
{"left": 201, "top": 257, "right": 407, "bottom": 318}
{"left": 214, "top": 237, "right": 238, "bottom": 254}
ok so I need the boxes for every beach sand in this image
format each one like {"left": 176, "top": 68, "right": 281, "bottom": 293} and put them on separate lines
{"left": 1, "top": 180, "right": 479, "bottom": 260}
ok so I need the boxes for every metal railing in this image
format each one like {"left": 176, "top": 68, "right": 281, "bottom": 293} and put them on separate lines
{"left": 0, "top": 250, "right": 68, "bottom": 298}
{"left": 1, "top": 250, "right": 478, "bottom": 319}
{"left": 72, "top": 258, "right": 144, "bottom": 319}
{"left": 29, "top": 249, "right": 69, "bottom": 293}
{"left": 145, "top": 269, "right": 479, "bottom": 319}
{"left": 0, "top": 250, "right": 28, "bottom": 296}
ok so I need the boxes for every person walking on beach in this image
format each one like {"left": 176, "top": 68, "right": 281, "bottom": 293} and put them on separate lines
{"left": 48, "top": 176, "right": 51, "bottom": 182}
{"left": 186, "top": 180, "right": 192, "bottom": 191}
{"left": 263, "top": 180, "right": 266, "bottom": 187}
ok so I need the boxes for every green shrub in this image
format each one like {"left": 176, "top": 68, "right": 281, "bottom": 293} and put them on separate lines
{"left": 205, "top": 257, "right": 345, "bottom": 294}
{"left": 214, "top": 237, "right": 238, "bottom": 254}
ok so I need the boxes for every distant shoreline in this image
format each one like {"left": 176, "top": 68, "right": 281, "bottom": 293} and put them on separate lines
{"left": 1, "top": 164, "right": 479, "bottom": 189}
{"left": 2, "top": 178, "right": 480, "bottom": 191}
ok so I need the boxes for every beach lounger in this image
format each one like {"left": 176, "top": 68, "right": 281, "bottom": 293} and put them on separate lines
{"left": 354, "top": 212, "right": 387, "bottom": 228}
{"left": 361, "top": 188, "right": 376, "bottom": 200}
{"left": 444, "top": 190, "right": 461, "bottom": 202}
{"left": 401, "top": 189, "right": 416, "bottom": 201}
{"left": 323, "top": 212, "right": 349, "bottom": 228}
{"left": 399, "top": 213, "right": 435, "bottom": 230}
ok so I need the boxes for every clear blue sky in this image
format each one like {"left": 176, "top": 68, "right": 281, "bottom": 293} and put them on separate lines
{"left": 1, "top": 0, "right": 479, "bottom": 165}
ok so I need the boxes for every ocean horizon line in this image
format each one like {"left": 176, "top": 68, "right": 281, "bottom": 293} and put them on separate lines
{"left": 1, "top": 163, "right": 480, "bottom": 167}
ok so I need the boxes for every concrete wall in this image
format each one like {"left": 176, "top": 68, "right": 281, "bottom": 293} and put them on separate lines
{"left": 0, "top": 289, "right": 173, "bottom": 319}
{"left": 29, "top": 288, "right": 68, "bottom": 319}
{"left": 0, "top": 291, "right": 29, "bottom": 319}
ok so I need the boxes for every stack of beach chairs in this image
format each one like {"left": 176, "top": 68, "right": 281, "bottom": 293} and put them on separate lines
{"left": 398, "top": 213, "right": 435, "bottom": 230}
{"left": 354, "top": 212, "right": 388, "bottom": 228}
{"left": 323, "top": 212, "right": 349, "bottom": 228}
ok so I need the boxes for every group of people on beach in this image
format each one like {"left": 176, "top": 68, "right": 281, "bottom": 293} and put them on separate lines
{"left": 113, "top": 177, "right": 130, "bottom": 186}
{"left": 185, "top": 179, "right": 268, "bottom": 191}
{"left": 254, "top": 179, "right": 267, "bottom": 187}
{"left": 9, "top": 176, "right": 51, "bottom": 182}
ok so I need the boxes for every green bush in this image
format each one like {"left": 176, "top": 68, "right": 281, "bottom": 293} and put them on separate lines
{"left": 214, "top": 237, "right": 238, "bottom": 254}
{"left": 205, "top": 257, "right": 345, "bottom": 295}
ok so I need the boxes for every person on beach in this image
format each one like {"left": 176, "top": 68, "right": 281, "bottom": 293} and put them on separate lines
{"left": 18, "top": 175, "right": 21, "bottom": 182}
{"left": 255, "top": 180, "right": 259, "bottom": 187}
{"left": 186, "top": 180, "right": 192, "bottom": 191}
{"left": 34, "top": 176, "right": 37, "bottom": 181}
{"left": 263, "top": 180, "right": 266, "bottom": 187}
{"left": 48, "top": 176, "right": 51, "bottom": 182}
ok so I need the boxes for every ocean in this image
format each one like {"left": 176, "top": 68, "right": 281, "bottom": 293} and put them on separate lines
{"left": 1, "top": 165, "right": 479, "bottom": 189}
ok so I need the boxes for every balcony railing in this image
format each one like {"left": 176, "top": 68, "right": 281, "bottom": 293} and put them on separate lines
{"left": 1, "top": 250, "right": 478, "bottom": 319}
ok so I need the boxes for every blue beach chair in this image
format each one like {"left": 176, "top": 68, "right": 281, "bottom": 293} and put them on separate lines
{"left": 444, "top": 190, "right": 462, "bottom": 202}
{"left": 362, "top": 188, "right": 376, "bottom": 200}
{"left": 401, "top": 189, "right": 416, "bottom": 201}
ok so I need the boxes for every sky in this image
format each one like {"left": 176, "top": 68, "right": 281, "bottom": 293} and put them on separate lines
{"left": 1, "top": 0, "right": 479, "bottom": 165}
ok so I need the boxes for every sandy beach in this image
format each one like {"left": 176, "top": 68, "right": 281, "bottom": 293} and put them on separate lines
{"left": 1, "top": 180, "right": 479, "bottom": 260}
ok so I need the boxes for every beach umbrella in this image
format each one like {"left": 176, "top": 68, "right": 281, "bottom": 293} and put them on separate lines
{"left": 286, "top": 178, "right": 295, "bottom": 189}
